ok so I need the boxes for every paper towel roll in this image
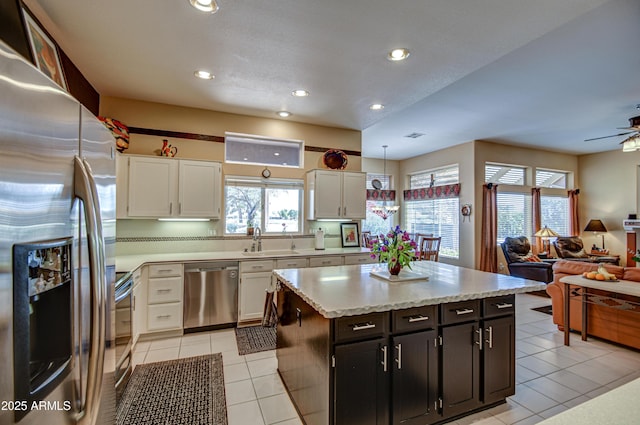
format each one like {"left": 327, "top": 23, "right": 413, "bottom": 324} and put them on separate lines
{"left": 315, "top": 228, "right": 325, "bottom": 250}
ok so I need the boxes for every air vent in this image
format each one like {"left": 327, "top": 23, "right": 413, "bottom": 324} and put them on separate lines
{"left": 404, "top": 132, "right": 425, "bottom": 139}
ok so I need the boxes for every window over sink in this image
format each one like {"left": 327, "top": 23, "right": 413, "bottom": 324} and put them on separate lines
{"left": 224, "top": 176, "right": 303, "bottom": 235}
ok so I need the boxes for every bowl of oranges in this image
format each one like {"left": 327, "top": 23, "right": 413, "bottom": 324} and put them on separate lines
{"left": 582, "top": 265, "right": 618, "bottom": 282}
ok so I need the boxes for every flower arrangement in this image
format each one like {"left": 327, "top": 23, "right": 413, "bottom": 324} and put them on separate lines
{"left": 370, "top": 226, "right": 417, "bottom": 274}
{"left": 629, "top": 249, "right": 640, "bottom": 263}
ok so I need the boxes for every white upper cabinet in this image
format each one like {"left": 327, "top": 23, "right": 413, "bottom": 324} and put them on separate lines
{"left": 306, "top": 169, "right": 366, "bottom": 220}
{"left": 127, "top": 156, "right": 178, "bottom": 217}
{"left": 121, "top": 155, "right": 221, "bottom": 219}
{"left": 178, "top": 160, "right": 222, "bottom": 218}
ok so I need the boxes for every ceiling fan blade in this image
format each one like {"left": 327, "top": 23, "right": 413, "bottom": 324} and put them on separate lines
{"left": 584, "top": 131, "right": 634, "bottom": 142}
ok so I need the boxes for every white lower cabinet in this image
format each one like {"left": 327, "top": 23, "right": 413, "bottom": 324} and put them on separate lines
{"left": 147, "top": 303, "right": 183, "bottom": 331}
{"left": 309, "top": 256, "right": 344, "bottom": 267}
{"left": 343, "top": 253, "right": 376, "bottom": 265}
{"left": 239, "top": 260, "right": 273, "bottom": 323}
{"left": 145, "top": 263, "right": 183, "bottom": 332}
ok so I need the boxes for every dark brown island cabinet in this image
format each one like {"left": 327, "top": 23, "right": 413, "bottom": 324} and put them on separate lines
{"left": 277, "top": 287, "right": 516, "bottom": 425}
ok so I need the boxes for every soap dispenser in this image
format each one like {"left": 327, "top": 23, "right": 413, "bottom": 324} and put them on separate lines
{"left": 315, "top": 228, "right": 325, "bottom": 250}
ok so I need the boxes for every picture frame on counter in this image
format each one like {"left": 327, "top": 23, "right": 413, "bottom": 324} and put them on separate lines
{"left": 340, "top": 222, "right": 360, "bottom": 248}
{"left": 22, "top": 6, "right": 67, "bottom": 90}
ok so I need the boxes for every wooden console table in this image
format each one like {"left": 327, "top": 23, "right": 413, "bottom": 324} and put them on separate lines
{"left": 559, "top": 275, "right": 640, "bottom": 346}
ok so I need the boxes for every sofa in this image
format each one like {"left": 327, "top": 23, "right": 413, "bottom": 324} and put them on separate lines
{"left": 546, "top": 260, "right": 640, "bottom": 350}
{"left": 500, "top": 236, "right": 553, "bottom": 283}
{"left": 552, "top": 236, "right": 619, "bottom": 264}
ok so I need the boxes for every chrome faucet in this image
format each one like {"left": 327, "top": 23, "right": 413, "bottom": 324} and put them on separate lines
{"left": 289, "top": 233, "right": 296, "bottom": 250}
{"left": 253, "top": 227, "right": 262, "bottom": 251}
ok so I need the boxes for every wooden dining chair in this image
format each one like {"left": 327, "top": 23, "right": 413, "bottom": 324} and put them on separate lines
{"left": 361, "top": 231, "right": 372, "bottom": 248}
{"left": 419, "top": 236, "right": 441, "bottom": 261}
{"left": 414, "top": 233, "right": 433, "bottom": 258}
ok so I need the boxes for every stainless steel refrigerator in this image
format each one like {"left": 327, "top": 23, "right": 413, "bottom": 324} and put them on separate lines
{"left": 0, "top": 39, "right": 116, "bottom": 425}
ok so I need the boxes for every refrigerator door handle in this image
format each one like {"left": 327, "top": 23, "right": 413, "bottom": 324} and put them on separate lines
{"left": 73, "top": 156, "right": 106, "bottom": 425}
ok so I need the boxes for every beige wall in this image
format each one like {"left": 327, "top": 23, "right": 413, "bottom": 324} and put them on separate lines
{"left": 100, "top": 96, "right": 362, "bottom": 180}
{"left": 578, "top": 149, "right": 640, "bottom": 265}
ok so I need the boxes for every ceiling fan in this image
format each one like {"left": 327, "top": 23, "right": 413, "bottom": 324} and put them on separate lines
{"left": 584, "top": 115, "right": 640, "bottom": 142}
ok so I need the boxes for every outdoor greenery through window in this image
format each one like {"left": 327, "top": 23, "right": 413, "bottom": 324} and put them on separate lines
{"left": 496, "top": 193, "right": 532, "bottom": 243}
{"left": 225, "top": 177, "right": 303, "bottom": 234}
{"left": 541, "top": 196, "right": 569, "bottom": 236}
{"left": 404, "top": 165, "right": 460, "bottom": 259}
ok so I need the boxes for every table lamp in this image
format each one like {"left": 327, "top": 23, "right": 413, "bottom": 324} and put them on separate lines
{"left": 584, "top": 219, "right": 607, "bottom": 249}
{"left": 534, "top": 225, "right": 559, "bottom": 256}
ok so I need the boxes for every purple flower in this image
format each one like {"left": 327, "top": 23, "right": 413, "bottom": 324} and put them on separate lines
{"left": 398, "top": 245, "right": 404, "bottom": 251}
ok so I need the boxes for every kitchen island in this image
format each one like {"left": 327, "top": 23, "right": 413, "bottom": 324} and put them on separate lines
{"left": 273, "top": 261, "right": 546, "bottom": 425}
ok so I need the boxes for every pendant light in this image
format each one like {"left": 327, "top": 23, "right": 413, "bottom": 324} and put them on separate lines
{"left": 370, "top": 145, "right": 399, "bottom": 220}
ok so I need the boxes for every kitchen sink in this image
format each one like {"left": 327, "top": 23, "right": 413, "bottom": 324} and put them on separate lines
{"left": 242, "top": 250, "right": 299, "bottom": 256}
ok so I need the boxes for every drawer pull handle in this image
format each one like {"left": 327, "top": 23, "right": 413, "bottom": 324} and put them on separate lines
{"left": 156, "top": 289, "right": 172, "bottom": 293}
{"left": 252, "top": 266, "right": 264, "bottom": 269}
{"left": 395, "top": 343, "right": 402, "bottom": 370}
{"left": 455, "top": 308, "right": 474, "bottom": 315}
{"left": 496, "top": 303, "right": 513, "bottom": 309}
{"left": 407, "top": 314, "right": 430, "bottom": 323}
{"left": 351, "top": 322, "right": 375, "bottom": 331}
{"left": 322, "top": 261, "right": 331, "bottom": 265}
{"left": 156, "top": 314, "right": 171, "bottom": 319}
{"left": 156, "top": 269, "right": 173, "bottom": 273}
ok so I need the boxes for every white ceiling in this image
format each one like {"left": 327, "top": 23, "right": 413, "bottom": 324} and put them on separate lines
{"left": 26, "top": 0, "right": 640, "bottom": 160}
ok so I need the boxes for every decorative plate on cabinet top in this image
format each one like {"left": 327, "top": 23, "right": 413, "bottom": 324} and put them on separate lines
{"left": 323, "top": 149, "right": 348, "bottom": 170}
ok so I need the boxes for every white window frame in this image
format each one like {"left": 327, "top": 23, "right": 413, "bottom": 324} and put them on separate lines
{"left": 224, "top": 176, "right": 304, "bottom": 235}
{"left": 225, "top": 132, "right": 304, "bottom": 168}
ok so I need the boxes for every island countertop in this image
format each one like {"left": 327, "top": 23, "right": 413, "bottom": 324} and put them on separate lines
{"left": 273, "top": 261, "right": 547, "bottom": 318}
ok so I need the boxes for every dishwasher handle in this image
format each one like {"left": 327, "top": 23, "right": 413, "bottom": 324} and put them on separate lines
{"left": 185, "top": 266, "right": 239, "bottom": 273}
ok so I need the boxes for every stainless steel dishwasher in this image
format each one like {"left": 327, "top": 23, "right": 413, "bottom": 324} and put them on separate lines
{"left": 184, "top": 262, "right": 239, "bottom": 331}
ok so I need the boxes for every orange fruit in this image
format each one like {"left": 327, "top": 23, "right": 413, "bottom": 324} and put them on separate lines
{"left": 582, "top": 272, "right": 588, "bottom": 277}
{"left": 595, "top": 274, "right": 605, "bottom": 281}
{"left": 586, "top": 272, "right": 597, "bottom": 279}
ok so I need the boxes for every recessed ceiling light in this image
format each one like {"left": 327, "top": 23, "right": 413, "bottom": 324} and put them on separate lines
{"left": 387, "top": 48, "right": 410, "bottom": 61}
{"left": 292, "top": 89, "right": 309, "bottom": 97}
{"left": 370, "top": 104, "right": 384, "bottom": 111}
{"left": 276, "top": 111, "right": 292, "bottom": 118}
{"left": 274, "top": 152, "right": 280, "bottom": 156}
{"left": 189, "top": 0, "right": 219, "bottom": 13}
{"left": 194, "top": 70, "right": 214, "bottom": 80}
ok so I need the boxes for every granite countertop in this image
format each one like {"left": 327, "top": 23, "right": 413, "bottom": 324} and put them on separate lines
{"left": 273, "top": 261, "right": 547, "bottom": 318}
{"left": 115, "top": 247, "right": 371, "bottom": 273}
{"left": 537, "top": 377, "right": 640, "bottom": 425}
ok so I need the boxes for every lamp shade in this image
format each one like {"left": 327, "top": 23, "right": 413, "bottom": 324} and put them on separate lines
{"left": 584, "top": 219, "right": 607, "bottom": 233}
{"left": 534, "top": 225, "right": 559, "bottom": 238}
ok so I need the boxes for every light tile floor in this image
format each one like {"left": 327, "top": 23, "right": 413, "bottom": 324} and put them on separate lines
{"left": 132, "top": 293, "right": 640, "bottom": 425}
